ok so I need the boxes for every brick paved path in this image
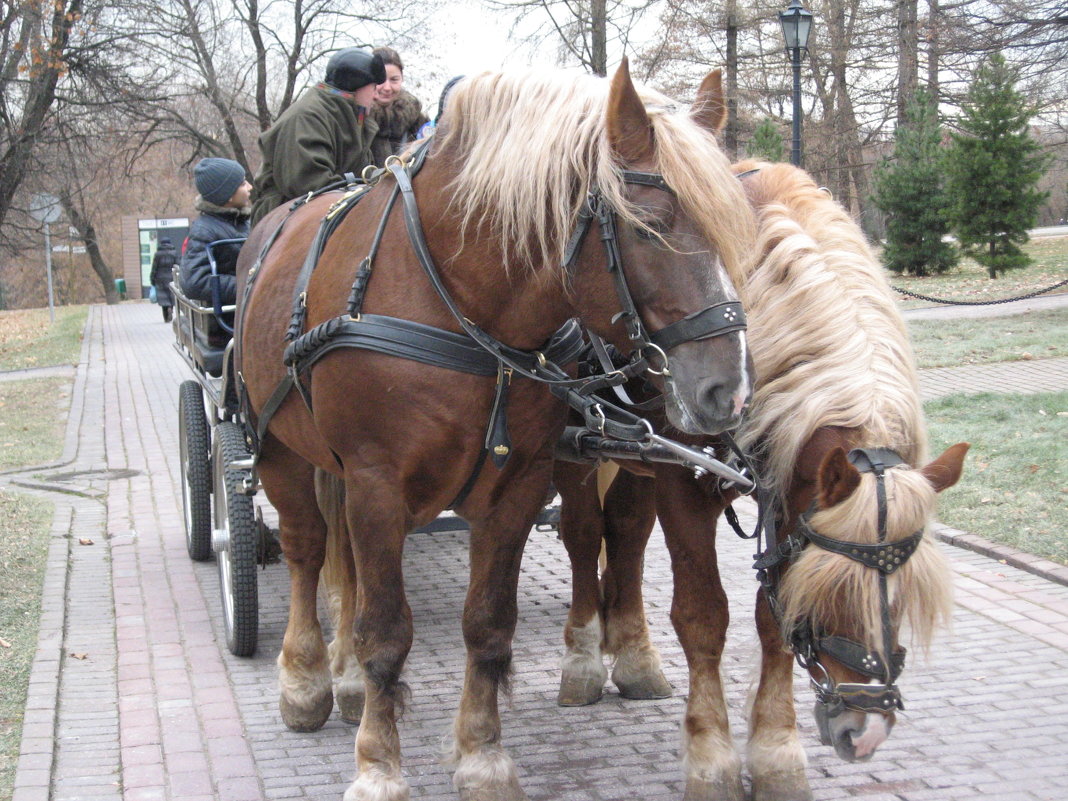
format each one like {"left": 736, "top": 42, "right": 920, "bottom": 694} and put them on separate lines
{"left": 6, "top": 302, "right": 1068, "bottom": 801}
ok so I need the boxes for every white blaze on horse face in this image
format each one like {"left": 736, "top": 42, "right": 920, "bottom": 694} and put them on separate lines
{"left": 850, "top": 712, "right": 891, "bottom": 759}
{"left": 707, "top": 256, "right": 750, "bottom": 414}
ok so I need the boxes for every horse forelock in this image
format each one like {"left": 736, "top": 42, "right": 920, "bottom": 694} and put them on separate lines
{"left": 779, "top": 468, "right": 954, "bottom": 658}
{"left": 434, "top": 70, "right": 754, "bottom": 282}
{"left": 733, "top": 162, "right": 926, "bottom": 501}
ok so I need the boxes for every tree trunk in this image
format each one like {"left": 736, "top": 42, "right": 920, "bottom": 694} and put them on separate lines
{"left": 0, "top": 0, "right": 83, "bottom": 236}
{"left": 59, "top": 194, "right": 119, "bottom": 305}
{"left": 926, "top": 0, "right": 940, "bottom": 104}
{"left": 897, "top": 0, "right": 919, "bottom": 127}
{"left": 591, "top": 0, "right": 608, "bottom": 76}
{"left": 725, "top": 5, "right": 738, "bottom": 159}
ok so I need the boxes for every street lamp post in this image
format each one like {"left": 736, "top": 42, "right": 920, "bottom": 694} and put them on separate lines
{"left": 779, "top": 0, "right": 814, "bottom": 167}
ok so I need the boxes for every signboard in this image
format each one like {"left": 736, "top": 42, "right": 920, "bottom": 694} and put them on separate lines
{"left": 29, "top": 193, "right": 62, "bottom": 224}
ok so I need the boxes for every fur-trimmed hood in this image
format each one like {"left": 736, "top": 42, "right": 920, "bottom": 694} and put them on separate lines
{"left": 195, "top": 195, "right": 252, "bottom": 219}
{"left": 370, "top": 91, "right": 427, "bottom": 140}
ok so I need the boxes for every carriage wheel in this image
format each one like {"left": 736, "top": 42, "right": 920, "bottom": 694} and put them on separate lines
{"left": 212, "top": 421, "right": 259, "bottom": 657}
{"left": 179, "top": 380, "right": 212, "bottom": 561}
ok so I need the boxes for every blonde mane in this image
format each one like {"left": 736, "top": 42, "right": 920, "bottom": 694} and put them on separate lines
{"left": 733, "top": 161, "right": 926, "bottom": 499}
{"left": 433, "top": 70, "right": 754, "bottom": 283}
{"left": 733, "top": 161, "right": 950, "bottom": 654}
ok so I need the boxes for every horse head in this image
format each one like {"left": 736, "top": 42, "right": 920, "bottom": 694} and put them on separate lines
{"left": 566, "top": 59, "right": 755, "bottom": 435}
{"left": 777, "top": 441, "right": 968, "bottom": 761}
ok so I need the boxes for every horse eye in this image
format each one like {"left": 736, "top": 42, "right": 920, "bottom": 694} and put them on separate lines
{"left": 635, "top": 219, "right": 667, "bottom": 241}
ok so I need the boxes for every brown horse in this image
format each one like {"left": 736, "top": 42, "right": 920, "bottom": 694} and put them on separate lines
{"left": 554, "top": 158, "right": 969, "bottom": 801}
{"left": 236, "top": 62, "right": 756, "bottom": 801}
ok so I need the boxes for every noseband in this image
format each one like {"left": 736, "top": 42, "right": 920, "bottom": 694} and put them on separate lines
{"left": 754, "top": 447, "right": 924, "bottom": 717}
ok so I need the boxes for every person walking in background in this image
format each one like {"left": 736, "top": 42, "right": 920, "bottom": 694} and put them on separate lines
{"left": 149, "top": 237, "right": 178, "bottom": 322}
{"left": 181, "top": 157, "right": 252, "bottom": 307}
{"left": 369, "top": 47, "right": 428, "bottom": 167}
{"left": 250, "top": 47, "right": 384, "bottom": 226}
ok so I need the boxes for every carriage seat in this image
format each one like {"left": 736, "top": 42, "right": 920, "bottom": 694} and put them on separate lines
{"left": 171, "top": 278, "right": 233, "bottom": 378}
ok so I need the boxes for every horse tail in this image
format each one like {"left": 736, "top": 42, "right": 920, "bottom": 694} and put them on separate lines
{"left": 315, "top": 468, "right": 350, "bottom": 634}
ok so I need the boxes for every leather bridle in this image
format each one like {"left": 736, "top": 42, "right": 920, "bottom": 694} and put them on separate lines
{"left": 753, "top": 447, "right": 923, "bottom": 717}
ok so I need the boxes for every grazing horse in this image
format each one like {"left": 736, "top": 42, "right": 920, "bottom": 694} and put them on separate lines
{"left": 554, "top": 158, "right": 968, "bottom": 801}
{"left": 236, "top": 62, "right": 756, "bottom": 801}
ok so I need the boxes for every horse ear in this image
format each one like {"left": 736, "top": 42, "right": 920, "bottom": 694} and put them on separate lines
{"left": 816, "top": 447, "right": 861, "bottom": 509}
{"left": 919, "top": 442, "right": 970, "bottom": 493}
{"left": 607, "top": 57, "right": 655, "bottom": 164}
{"left": 691, "top": 69, "right": 727, "bottom": 133}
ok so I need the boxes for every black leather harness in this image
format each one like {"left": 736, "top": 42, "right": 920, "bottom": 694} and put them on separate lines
{"left": 240, "top": 136, "right": 750, "bottom": 507}
{"left": 752, "top": 447, "right": 922, "bottom": 717}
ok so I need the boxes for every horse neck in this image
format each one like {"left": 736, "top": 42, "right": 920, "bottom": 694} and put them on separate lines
{"left": 404, "top": 160, "right": 574, "bottom": 350}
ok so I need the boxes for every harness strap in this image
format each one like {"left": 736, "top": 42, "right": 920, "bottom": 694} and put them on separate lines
{"left": 815, "top": 635, "right": 906, "bottom": 682}
{"left": 650, "top": 301, "right": 747, "bottom": 353}
{"left": 348, "top": 181, "right": 402, "bottom": 317}
{"left": 286, "top": 185, "right": 373, "bottom": 342}
{"left": 797, "top": 522, "right": 923, "bottom": 574}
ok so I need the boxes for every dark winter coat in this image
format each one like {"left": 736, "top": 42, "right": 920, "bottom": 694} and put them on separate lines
{"left": 180, "top": 198, "right": 251, "bottom": 306}
{"left": 149, "top": 243, "right": 178, "bottom": 307}
{"left": 250, "top": 86, "right": 378, "bottom": 227}
{"left": 369, "top": 91, "right": 429, "bottom": 167}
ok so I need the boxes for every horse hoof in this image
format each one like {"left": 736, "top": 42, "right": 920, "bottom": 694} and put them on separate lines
{"left": 457, "top": 776, "right": 528, "bottom": 801}
{"left": 683, "top": 774, "right": 746, "bottom": 801}
{"left": 336, "top": 686, "right": 364, "bottom": 724}
{"left": 557, "top": 674, "right": 604, "bottom": 706}
{"left": 613, "top": 669, "right": 672, "bottom": 700}
{"left": 279, "top": 687, "right": 334, "bottom": 732}
{"left": 751, "top": 772, "right": 813, "bottom": 801}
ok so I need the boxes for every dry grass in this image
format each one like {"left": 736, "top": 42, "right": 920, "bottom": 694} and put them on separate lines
{"left": 0, "top": 489, "right": 52, "bottom": 800}
{"left": 0, "top": 305, "right": 87, "bottom": 371}
{"left": 889, "top": 236, "right": 1068, "bottom": 309}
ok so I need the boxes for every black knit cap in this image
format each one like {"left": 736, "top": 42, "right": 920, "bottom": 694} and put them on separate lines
{"left": 325, "top": 47, "right": 386, "bottom": 92}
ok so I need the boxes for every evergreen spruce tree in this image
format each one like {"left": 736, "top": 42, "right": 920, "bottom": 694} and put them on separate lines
{"left": 943, "top": 53, "right": 1050, "bottom": 278}
{"left": 871, "top": 88, "right": 957, "bottom": 276}
{"left": 749, "top": 118, "right": 785, "bottom": 163}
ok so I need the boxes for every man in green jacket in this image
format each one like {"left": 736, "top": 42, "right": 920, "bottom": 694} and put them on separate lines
{"left": 250, "top": 47, "right": 386, "bottom": 227}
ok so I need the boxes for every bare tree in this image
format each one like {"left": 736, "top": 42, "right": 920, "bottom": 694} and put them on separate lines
{"left": 0, "top": 0, "right": 84, "bottom": 238}
{"left": 488, "top": 0, "right": 658, "bottom": 75}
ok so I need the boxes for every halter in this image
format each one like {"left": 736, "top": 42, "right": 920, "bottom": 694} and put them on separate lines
{"left": 562, "top": 170, "right": 747, "bottom": 377}
{"left": 753, "top": 447, "right": 924, "bottom": 719}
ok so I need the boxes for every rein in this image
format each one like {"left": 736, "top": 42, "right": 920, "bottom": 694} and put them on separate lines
{"left": 753, "top": 447, "right": 922, "bottom": 717}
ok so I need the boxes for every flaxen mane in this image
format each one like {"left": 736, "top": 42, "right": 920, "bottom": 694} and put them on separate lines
{"left": 733, "top": 160, "right": 950, "bottom": 653}
{"left": 433, "top": 70, "right": 754, "bottom": 281}
{"left": 734, "top": 160, "right": 926, "bottom": 498}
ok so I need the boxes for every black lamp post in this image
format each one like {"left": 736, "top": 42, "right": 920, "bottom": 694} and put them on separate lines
{"left": 779, "top": 0, "right": 814, "bottom": 167}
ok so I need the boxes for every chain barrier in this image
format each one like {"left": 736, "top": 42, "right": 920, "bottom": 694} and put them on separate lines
{"left": 891, "top": 277, "right": 1068, "bottom": 306}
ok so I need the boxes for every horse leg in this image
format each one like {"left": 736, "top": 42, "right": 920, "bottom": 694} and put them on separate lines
{"left": 450, "top": 474, "right": 552, "bottom": 801}
{"left": 748, "top": 591, "right": 812, "bottom": 801}
{"left": 554, "top": 460, "right": 609, "bottom": 706}
{"left": 315, "top": 468, "right": 365, "bottom": 724}
{"left": 258, "top": 445, "right": 334, "bottom": 732}
{"left": 656, "top": 469, "right": 744, "bottom": 801}
{"left": 601, "top": 469, "right": 672, "bottom": 700}
{"left": 343, "top": 479, "right": 413, "bottom": 801}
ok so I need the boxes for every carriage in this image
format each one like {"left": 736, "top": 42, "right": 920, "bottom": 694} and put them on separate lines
{"left": 171, "top": 238, "right": 268, "bottom": 657}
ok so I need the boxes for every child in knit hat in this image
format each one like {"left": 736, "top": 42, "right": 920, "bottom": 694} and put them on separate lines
{"left": 180, "top": 157, "right": 252, "bottom": 306}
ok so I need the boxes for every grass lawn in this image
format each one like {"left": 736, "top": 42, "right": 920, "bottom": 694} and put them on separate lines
{"left": 0, "top": 378, "right": 71, "bottom": 470}
{"left": 889, "top": 236, "right": 1068, "bottom": 309}
{"left": 0, "top": 305, "right": 87, "bottom": 371}
{"left": 926, "top": 391, "right": 1068, "bottom": 566}
{"left": 0, "top": 489, "right": 53, "bottom": 800}
{"left": 907, "top": 308, "right": 1068, "bottom": 368}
